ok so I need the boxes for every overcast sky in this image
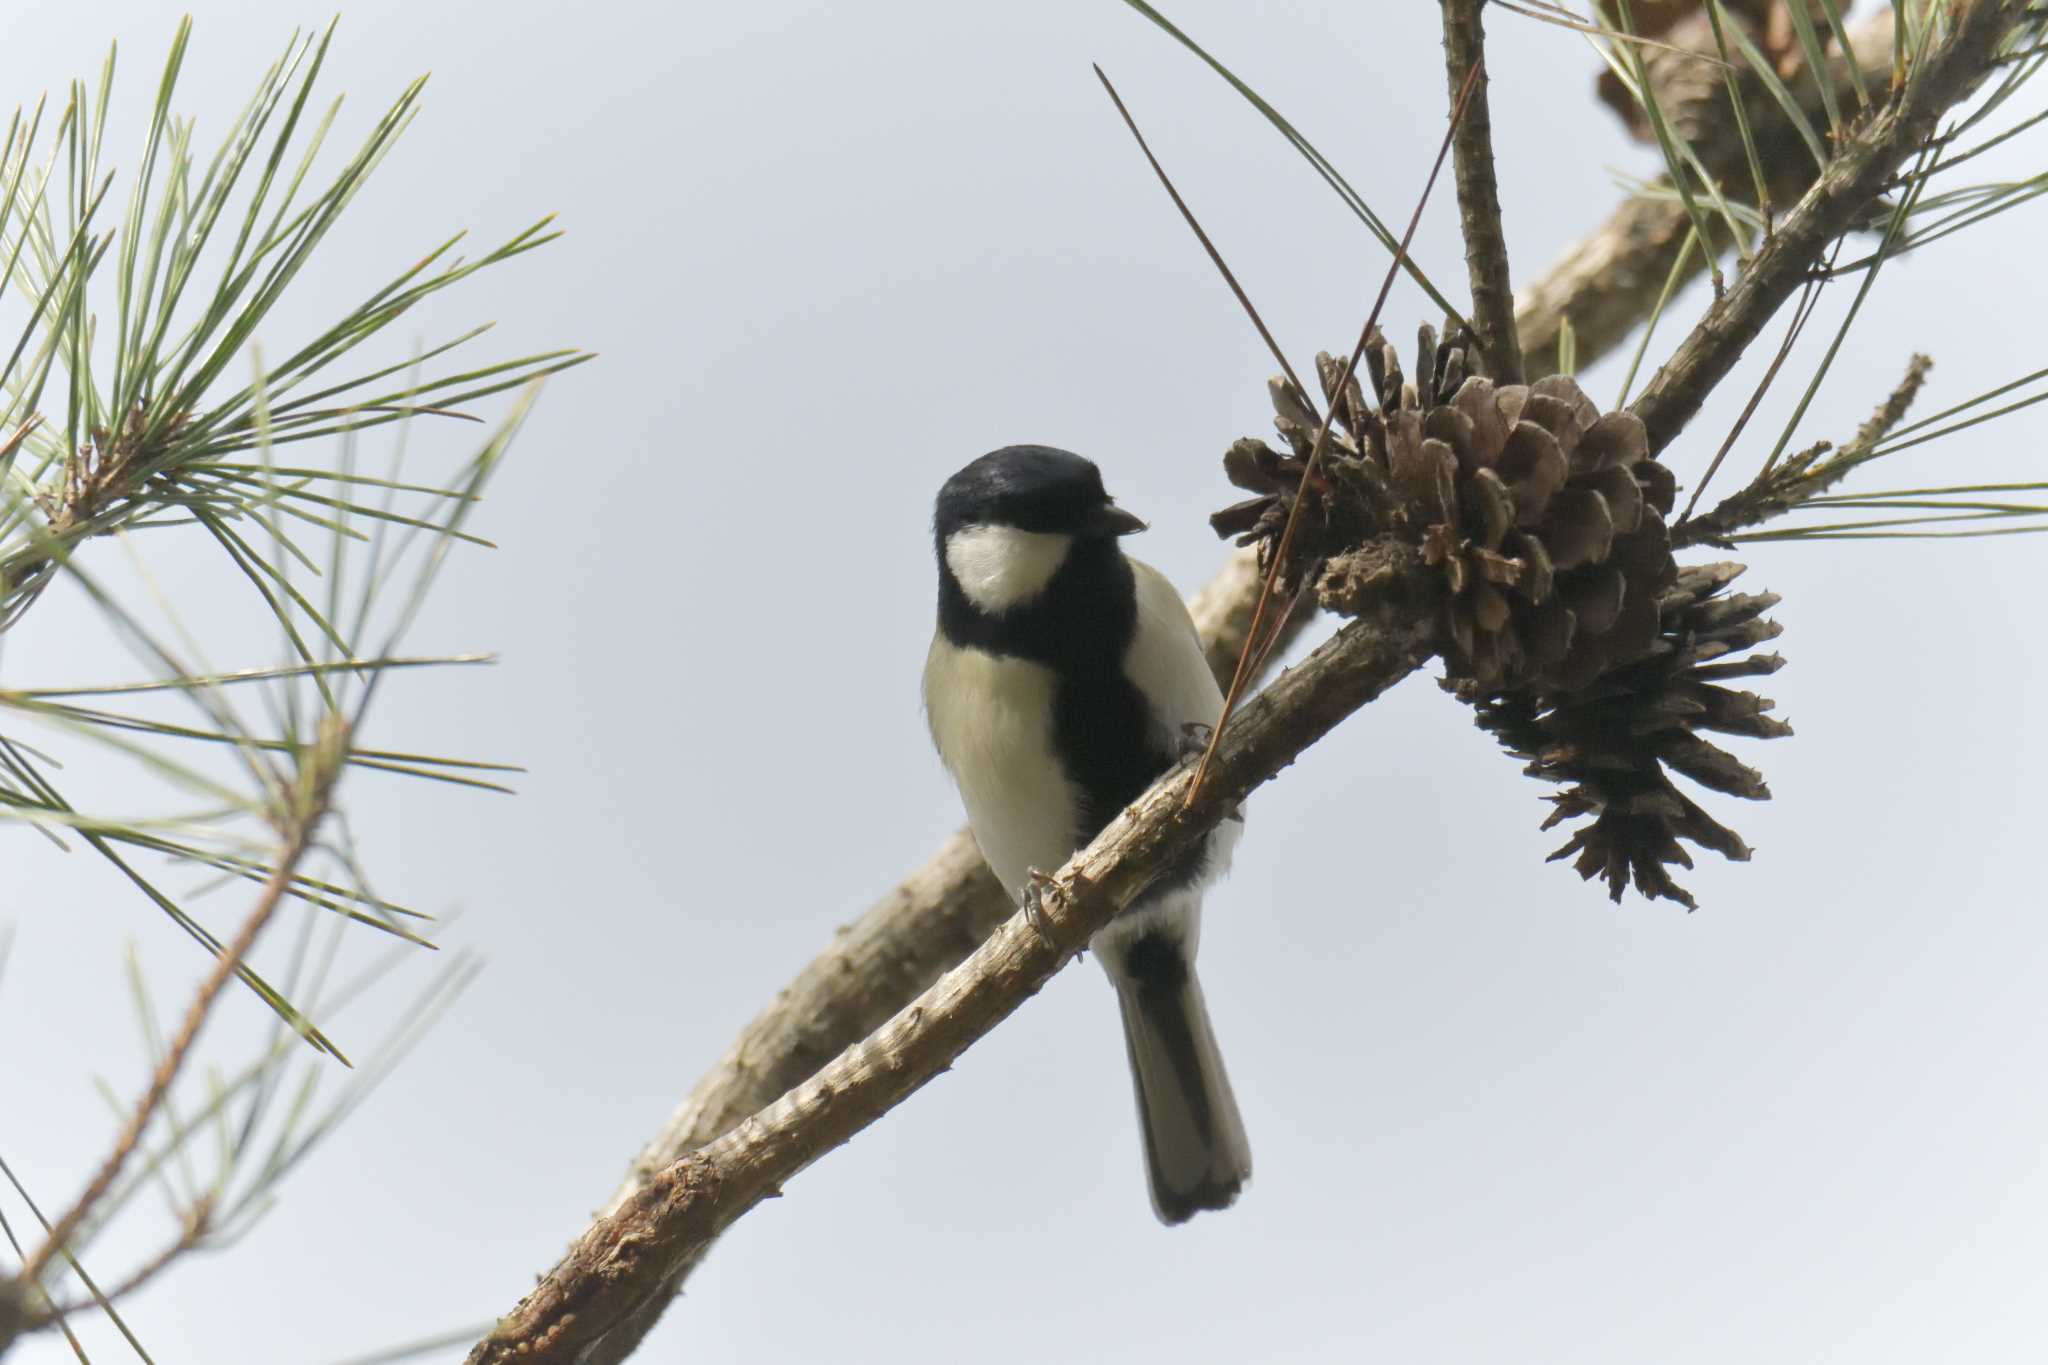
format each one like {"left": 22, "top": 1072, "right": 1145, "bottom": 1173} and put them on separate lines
{"left": 5, "top": 3, "right": 2047, "bottom": 1363}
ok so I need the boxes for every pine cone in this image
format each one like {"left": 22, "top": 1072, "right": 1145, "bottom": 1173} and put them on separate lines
{"left": 1474, "top": 562, "right": 1792, "bottom": 909}
{"left": 1212, "top": 378, "right": 1388, "bottom": 594}
{"left": 1219, "top": 324, "right": 1681, "bottom": 695}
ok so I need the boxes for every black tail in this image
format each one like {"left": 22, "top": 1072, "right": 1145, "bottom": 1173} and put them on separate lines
{"left": 1108, "top": 936, "right": 1252, "bottom": 1225}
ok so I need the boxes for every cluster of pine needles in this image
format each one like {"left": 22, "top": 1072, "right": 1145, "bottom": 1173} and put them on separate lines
{"left": 0, "top": 18, "right": 583, "bottom": 1352}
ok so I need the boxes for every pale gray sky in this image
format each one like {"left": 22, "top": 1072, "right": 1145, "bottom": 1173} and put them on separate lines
{"left": 5, "top": 3, "right": 2047, "bottom": 1363}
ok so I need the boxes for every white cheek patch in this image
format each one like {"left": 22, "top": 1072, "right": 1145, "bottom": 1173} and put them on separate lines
{"left": 944, "top": 525, "right": 1073, "bottom": 613}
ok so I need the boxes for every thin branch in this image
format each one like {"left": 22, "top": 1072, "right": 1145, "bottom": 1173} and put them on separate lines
{"left": 1443, "top": 0, "right": 1523, "bottom": 384}
{"left": 467, "top": 566, "right": 1443, "bottom": 1365}
{"left": 1675, "top": 351, "right": 1935, "bottom": 546}
{"left": 28, "top": 1196, "right": 214, "bottom": 1329}
{"left": 9, "top": 754, "right": 335, "bottom": 1297}
{"left": 1627, "top": 0, "right": 2027, "bottom": 454}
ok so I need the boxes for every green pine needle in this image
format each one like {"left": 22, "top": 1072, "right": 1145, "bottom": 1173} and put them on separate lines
{"left": 1114, "top": 0, "right": 1469, "bottom": 330}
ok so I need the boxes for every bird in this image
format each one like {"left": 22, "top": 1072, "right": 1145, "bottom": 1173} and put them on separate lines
{"left": 922, "top": 443, "right": 1251, "bottom": 1224}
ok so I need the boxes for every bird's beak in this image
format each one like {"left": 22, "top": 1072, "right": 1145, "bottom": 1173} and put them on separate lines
{"left": 1085, "top": 502, "right": 1149, "bottom": 537}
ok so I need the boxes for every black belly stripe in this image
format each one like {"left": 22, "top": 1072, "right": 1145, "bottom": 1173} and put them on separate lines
{"left": 1052, "top": 667, "right": 1161, "bottom": 839}
{"left": 1052, "top": 664, "right": 1211, "bottom": 904}
{"left": 936, "top": 535, "right": 1211, "bottom": 901}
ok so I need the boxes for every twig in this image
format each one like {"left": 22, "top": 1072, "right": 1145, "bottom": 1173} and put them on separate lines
{"left": 467, "top": 572, "right": 1442, "bottom": 1365}
{"left": 1628, "top": 0, "right": 2026, "bottom": 455}
{"left": 1441, "top": 0, "right": 1525, "bottom": 385}
{"left": 28, "top": 1196, "right": 215, "bottom": 1328}
{"left": 1838, "top": 354, "right": 1938, "bottom": 462}
{"left": 0, "top": 1156, "right": 109, "bottom": 1361}
{"left": 12, "top": 797, "right": 330, "bottom": 1293}
{"left": 1675, "top": 352, "right": 1934, "bottom": 546}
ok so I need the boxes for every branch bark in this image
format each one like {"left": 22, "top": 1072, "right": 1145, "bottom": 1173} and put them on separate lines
{"left": 1515, "top": 8, "right": 1900, "bottom": 379}
{"left": 483, "top": 7, "right": 2032, "bottom": 1361}
{"left": 1441, "top": 0, "right": 1523, "bottom": 385}
{"left": 1627, "top": 0, "right": 2024, "bottom": 455}
{"left": 583, "top": 547, "right": 1290, "bottom": 1362}
{"left": 468, "top": 563, "right": 1443, "bottom": 1365}
{"left": 1, "top": 734, "right": 342, "bottom": 1356}
{"left": 12, "top": 821, "right": 320, "bottom": 1293}
{"left": 606, "top": 551, "right": 1286, "bottom": 1224}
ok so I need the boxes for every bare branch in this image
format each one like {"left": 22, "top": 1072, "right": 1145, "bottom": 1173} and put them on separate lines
{"left": 6, "top": 717, "right": 344, "bottom": 1308}
{"left": 1442, "top": 0, "right": 1525, "bottom": 384}
{"left": 468, "top": 561, "right": 1442, "bottom": 1365}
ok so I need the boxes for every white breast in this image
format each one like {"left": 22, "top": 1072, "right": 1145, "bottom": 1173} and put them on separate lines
{"left": 923, "top": 635, "right": 1083, "bottom": 897}
{"left": 1123, "top": 557, "right": 1228, "bottom": 743}
{"left": 1117, "top": 556, "right": 1241, "bottom": 932}
{"left": 925, "top": 553, "right": 1240, "bottom": 920}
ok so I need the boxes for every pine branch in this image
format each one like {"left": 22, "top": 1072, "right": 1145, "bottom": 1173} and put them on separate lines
{"left": 1516, "top": 6, "right": 1899, "bottom": 378}
{"left": 504, "top": 8, "right": 2042, "bottom": 1361}
{"left": 0, "top": 22, "right": 588, "bottom": 635}
{"left": 3, "top": 715, "right": 344, "bottom": 1336}
{"left": 1675, "top": 350, "right": 1935, "bottom": 544}
{"left": 1628, "top": 0, "right": 2028, "bottom": 454}
{"left": 1442, "top": 0, "right": 1524, "bottom": 384}
{"left": 27, "top": 1194, "right": 215, "bottom": 1330}
{"left": 468, "top": 562, "right": 1442, "bottom": 1365}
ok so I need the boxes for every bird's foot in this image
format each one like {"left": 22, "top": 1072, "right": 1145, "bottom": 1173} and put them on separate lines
{"left": 1021, "top": 868, "right": 1060, "bottom": 949}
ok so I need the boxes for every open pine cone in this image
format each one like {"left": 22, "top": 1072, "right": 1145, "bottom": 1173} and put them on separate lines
{"left": 1474, "top": 562, "right": 1792, "bottom": 909}
{"left": 1211, "top": 325, "right": 1794, "bottom": 909}
{"left": 1217, "top": 325, "right": 1680, "bottom": 695}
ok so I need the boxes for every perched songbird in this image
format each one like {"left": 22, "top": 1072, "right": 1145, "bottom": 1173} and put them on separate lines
{"left": 922, "top": 444, "right": 1251, "bottom": 1224}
